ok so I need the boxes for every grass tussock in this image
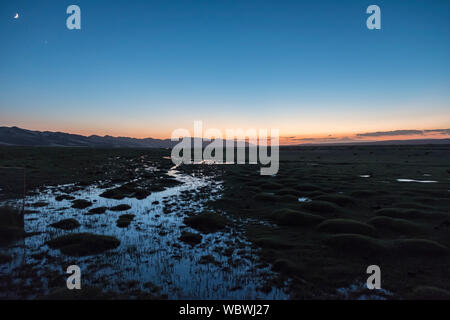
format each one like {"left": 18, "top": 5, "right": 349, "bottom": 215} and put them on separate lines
{"left": 50, "top": 218, "right": 80, "bottom": 230}
{"left": 392, "top": 239, "right": 449, "bottom": 257}
{"left": 179, "top": 231, "right": 202, "bottom": 246}
{"left": 0, "top": 206, "right": 24, "bottom": 244}
{"left": 109, "top": 204, "right": 132, "bottom": 212}
{"left": 71, "top": 199, "right": 92, "bottom": 209}
{"left": 324, "top": 234, "right": 387, "bottom": 254}
{"left": 46, "top": 233, "right": 120, "bottom": 256}
{"left": 302, "top": 200, "right": 341, "bottom": 215}
{"left": 317, "top": 219, "right": 375, "bottom": 236}
{"left": 184, "top": 212, "right": 227, "bottom": 233}
{"left": 409, "top": 286, "right": 450, "bottom": 300}
{"left": 367, "top": 216, "right": 422, "bottom": 235}
{"left": 116, "top": 214, "right": 135, "bottom": 228}
{"left": 271, "top": 209, "right": 324, "bottom": 226}
{"left": 313, "top": 194, "right": 355, "bottom": 206}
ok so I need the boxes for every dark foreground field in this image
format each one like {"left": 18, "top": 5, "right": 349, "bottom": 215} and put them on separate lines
{"left": 0, "top": 145, "right": 449, "bottom": 299}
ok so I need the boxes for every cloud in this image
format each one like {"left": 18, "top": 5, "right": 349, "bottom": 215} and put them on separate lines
{"left": 423, "top": 129, "right": 450, "bottom": 135}
{"left": 356, "top": 130, "right": 424, "bottom": 137}
{"left": 357, "top": 129, "right": 450, "bottom": 137}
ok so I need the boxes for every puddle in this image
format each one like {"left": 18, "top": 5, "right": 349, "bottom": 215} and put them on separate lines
{"left": 298, "top": 197, "right": 311, "bottom": 203}
{"left": 396, "top": 179, "right": 438, "bottom": 183}
{"left": 0, "top": 169, "right": 289, "bottom": 299}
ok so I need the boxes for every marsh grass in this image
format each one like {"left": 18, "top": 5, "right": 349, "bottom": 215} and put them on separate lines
{"left": 184, "top": 212, "right": 227, "bottom": 233}
{"left": 213, "top": 145, "right": 450, "bottom": 298}
{"left": 46, "top": 233, "right": 120, "bottom": 256}
{"left": 0, "top": 206, "right": 24, "bottom": 244}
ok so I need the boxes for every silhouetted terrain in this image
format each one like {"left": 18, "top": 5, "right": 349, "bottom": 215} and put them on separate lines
{"left": 1, "top": 126, "right": 449, "bottom": 148}
{"left": 0, "top": 126, "right": 176, "bottom": 148}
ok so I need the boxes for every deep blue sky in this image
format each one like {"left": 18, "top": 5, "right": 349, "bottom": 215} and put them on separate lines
{"left": 0, "top": 0, "right": 449, "bottom": 139}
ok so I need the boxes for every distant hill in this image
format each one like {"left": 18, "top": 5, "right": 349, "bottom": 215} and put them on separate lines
{"left": 0, "top": 126, "right": 176, "bottom": 148}
{"left": 0, "top": 126, "right": 449, "bottom": 148}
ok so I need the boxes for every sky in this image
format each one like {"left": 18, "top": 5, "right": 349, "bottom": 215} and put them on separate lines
{"left": 0, "top": 0, "right": 449, "bottom": 143}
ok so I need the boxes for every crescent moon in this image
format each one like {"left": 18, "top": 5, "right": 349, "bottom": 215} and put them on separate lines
{"left": 14, "top": 13, "right": 19, "bottom": 19}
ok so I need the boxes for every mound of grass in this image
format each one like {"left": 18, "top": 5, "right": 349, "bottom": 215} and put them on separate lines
{"left": 278, "top": 195, "right": 300, "bottom": 203}
{"left": 198, "top": 254, "right": 220, "bottom": 266}
{"left": 254, "top": 237, "right": 294, "bottom": 249}
{"left": 46, "top": 233, "right": 120, "bottom": 256}
{"left": 350, "top": 190, "right": 377, "bottom": 197}
{"left": 375, "top": 208, "right": 437, "bottom": 219}
{"left": 324, "top": 234, "right": 387, "bottom": 254}
{"left": 253, "top": 193, "right": 278, "bottom": 202}
{"left": 87, "top": 207, "right": 107, "bottom": 215}
{"left": 71, "top": 199, "right": 92, "bottom": 209}
{"left": 0, "top": 253, "right": 12, "bottom": 264}
{"left": 275, "top": 189, "right": 300, "bottom": 196}
{"left": 116, "top": 214, "right": 135, "bottom": 228}
{"left": 367, "top": 216, "right": 422, "bottom": 235}
{"left": 271, "top": 209, "right": 324, "bottom": 226}
{"left": 409, "top": 286, "right": 450, "bottom": 300}
{"left": 294, "top": 183, "right": 320, "bottom": 192}
{"left": 55, "top": 195, "right": 75, "bottom": 201}
{"left": 302, "top": 200, "right": 341, "bottom": 215}
{"left": 317, "top": 219, "right": 375, "bottom": 236}
{"left": 272, "top": 259, "right": 302, "bottom": 275}
{"left": 109, "top": 204, "right": 131, "bottom": 212}
{"left": 50, "top": 218, "right": 80, "bottom": 230}
{"left": 31, "top": 201, "right": 48, "bottom": 208}
{"left": 313, "top": 194, "right": 355, "bottom": 206}
{"left": 100, "top": 183, "right": 150, "bottom": 200}
{"left": 392, "top": 239, "right": 449, "bottom": 256}
{"left": 184, "top": 212, "right": 227, "bottom": 233}
{"left": 261, "top": 182, "right": 284, "bottom": 190}
{"left": 179, "top": 231, "right": 202, "bottom": 246}
{"left": 0, "top": 206, "right": 24, "bottom": 244}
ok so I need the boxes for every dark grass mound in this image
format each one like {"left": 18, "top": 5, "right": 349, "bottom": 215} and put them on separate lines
{"left": 367, "top": 216, "right": 422, "bottom": 235}
{"left": 87, "top": 206, "right": 107, "bottom": 215}
{"left": 261, "top": 182, "right": 284, "bottom": 190}
{"left": 31, "top": 201, "right": 48, "bottom": 208}
{"left": 55, "top": 195, "right": 75, "bottom": 201}
{"left": 50, "top": 218, "right": 80, "bottom": 230}
{"left": 324, "top": 234, "right": 387, "bottom": 255}
{"left": 253, "top": 193, "right": 278, "bottom": 202}
{"left": 0, "top": 206, "right": 24, "bottom": 244}
{"left": 254, "top": 237, "right": 294, "bottom": 249}
{"left": 179, "top": 231, "right": 202, "bottom": 246}
{"left": 109, "top": 204, "right": 131, "bottom": 212}
{"left": 317, "top": 219, "right": 375, "bottom": 236}
{"left": 46, "top": 233, "right": 120, "bottom": 256}
{"left": 271, "top": 209, "right": 324, "bottom": 226}
{"left": 392, "top": 239, "right": 449, "bottom": 257}
{"left": 301, "top": 200, "right": 341, "bottom": 215}
{"left": 274, "top": 189, "right": 300, "bottom": 196}
{"left": 375, "top": 208, "right": 445, "bottom": 219}
{"left": 350, "top": 190, "right": 378, "bottom": 197}
{"left": 71, "top": 199, "right": 92, "bottom": 209}
{"left": 100, "top": 183, "right": 150, "bottom": 200}
{"left": 313, "top": 194, "right": 355, "bottom": 206}
{"left": 271, "top": 259, "right": 303, "bottom": 275}
{"left": 184, "top": 212, "right": 227, "bottom": 233}
{"left": 116, "top": 214, "right": 135, "bottom": 228}
{"left": 409, "top": 286, "right": 450, "bottom": 300}
{"left": 198, "top": 254, "right": 220, "bottom": 266}
{"left": 294, "top": 183, "right": 321, "bottom": 192}
{"left": 0, "top": 253, "right": 12, "bottom": 264}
